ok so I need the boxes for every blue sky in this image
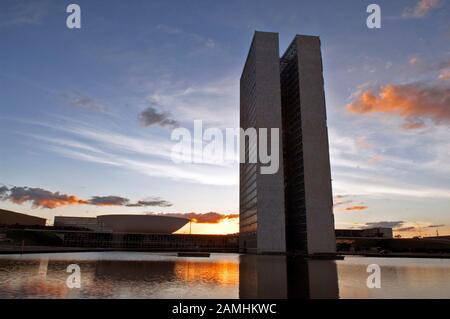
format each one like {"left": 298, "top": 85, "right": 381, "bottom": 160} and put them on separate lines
{"left": 0, "top": 0, "right": 449, "bottom": 236}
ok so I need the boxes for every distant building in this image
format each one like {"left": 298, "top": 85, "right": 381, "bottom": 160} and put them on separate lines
{"left": 54, "top": 216, "right": 100, "bottom": 231}
{"left": 0, "top": 209, "right": 46, "bottom": 227}
{"left": 335, "top": 228, "right": 393, "bottom": 239}
{"left": 239, "top": 31, "right": 336, "bottom": 255}
{"left": 53, "top": 215, "right": 189, "bottom": 234}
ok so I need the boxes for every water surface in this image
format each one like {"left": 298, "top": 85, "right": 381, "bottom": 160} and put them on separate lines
{"left": 0, "top": 252, "right": 449, "bottom": 299}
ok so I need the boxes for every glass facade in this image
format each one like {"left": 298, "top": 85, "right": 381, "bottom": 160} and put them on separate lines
{"left": 280, "top": 40, "right": 308, "bottom": 253}
{"left": 239, "top": 41, "right": 258, "bottom": 249}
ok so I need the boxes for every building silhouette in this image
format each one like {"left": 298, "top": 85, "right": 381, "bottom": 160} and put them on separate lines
{"left": 239, "top": 31, "right": 336, "bottom": 255}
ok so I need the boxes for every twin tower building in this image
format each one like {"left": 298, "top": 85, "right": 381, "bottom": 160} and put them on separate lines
{"left": 239, "top": 31, "right": 336, "bottom": 256}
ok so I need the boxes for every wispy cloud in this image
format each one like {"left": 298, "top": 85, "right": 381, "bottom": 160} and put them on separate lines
{"left": 155, "top": 24, "right": 217, "bottom": 53}
{"left": 0, "top": 0, "right": 49, "bottom": 27}
{"left": 368, "top": 154, "right": 384, "bottom": 165}
{"left": 145, "top": 76, "right": 239, "bottom": 127}
{"left": 402, "top": 0, "right": 443, "bottom": 18}
{"left": 62, "top": 92, "right": 107, "bottom": 113}
{"left": 333, "top": 195, "right": 368, "bottom": 212}
{"left": 20, "top": 118, "right": 238, "bottom": 186}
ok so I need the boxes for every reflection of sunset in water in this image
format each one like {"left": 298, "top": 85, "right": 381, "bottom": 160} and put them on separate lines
{"left": 174, "top": 261, "right": 239, "bottom": 286}
{"left": 0, "top": 259, "right": 70, "bottom": 298}
{"left": 1, "top": 253, "right": 450, "bottom": 299}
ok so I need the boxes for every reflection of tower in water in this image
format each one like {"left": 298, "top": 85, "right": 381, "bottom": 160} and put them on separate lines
{"left": 239, "top": 255, "right": 339, "bottom": 299}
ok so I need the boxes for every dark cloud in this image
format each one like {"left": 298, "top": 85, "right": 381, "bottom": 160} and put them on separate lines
{"left": 0, "top": 185, "right": 172, "bottom": 209}
{"left": 62, "top": 92, "right": 106, "bottom": 112}
{"left": 139, "top": 106, "right": 179, "bottom": 128}
{"left": 363, "top": 221, "right": 405, "bottom": 229}
{"left": 126, "top": 199, "right": 172, "bottom": 208}
{"left": 83, "top": 195, "right": 173, "bottom": 208}
{"left": 396, "top": 226, "right": 417, "bottom": 232}
{"left": 87, "top": 196, "right": 129, "bottom": 206}
{"left": 154, "top": 212, "right": 239, "bottom": 224}
{"left": 3, "top": 186, "right": 87, "bottom": 209}
{"left": 426, "top": 224, "right": 445, "bottom": 228}
{"left": 0, "top": 186, "right": 10, "bottom": 199}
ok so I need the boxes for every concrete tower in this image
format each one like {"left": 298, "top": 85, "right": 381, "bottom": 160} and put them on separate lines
{"left": 239, "top": 31, "right": 336, "bottom": 256}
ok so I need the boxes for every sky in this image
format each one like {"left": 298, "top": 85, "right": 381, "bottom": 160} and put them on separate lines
{"left": 0, "top": 0, "right": 449, "bottom": 237}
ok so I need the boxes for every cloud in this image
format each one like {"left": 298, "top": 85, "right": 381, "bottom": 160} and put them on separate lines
{"left": 355, "top": 136, "right": 372, "bottom": 149}
{"left": 87, "top": 196, "right": 129, "bottom": 206}
{"left": 409, "top": 56, "right": 420, "bottom": 65}
{"left": 0, "top": 1, "right": 49, "bottom": 27}
{"left": 439, "top": 69, "right": 450, "bottom": 81}
{"left": 334, "top": 195, "right": 368, "bottom": 212}
{"left": 3, "top": 186, "right": 87, "bottom": 209}
{"left": 155, "top": 24, "right": 217, "bottom": 51}
{"left": 126, "top": 199, "right": 173, "bottom": 208}
{"left": 62, "top": 92, "right": 107, "bottom": 112}
{"left": 0, "top": 186, "right": 9, "bottom": 198}
{"left": 143, "top": 76, "right": 239, "bottom": 127}
{"left": 154, "top": 212, "right": 239, "bottom": 224}
{"left": 334, "top": 199, "right": 353, "bottom": 207}
{"left": 368, "top": 154, "right": 384, "bottom": 165}
{"left": 402, "top": 0, "right": 442, "bottom": 18}
{"left": 396, "top": 226, "right": 417, "bottom": 232}
{"left": 0, "top": 185, "right": 172, "bottom": 209}
{"left": 392, "top": 223, "right": 445, "bottom": 232}
{"left": 402, "top": 119, "right": 426, "bottom": 130}
{"left": 20, "top": 118, "right": 238, "bottom": 185}
{"left": 426, "top": 224, "right": 445, "bottom": 228}
{"left": 139, "top": 106, "right": 179, "bottom": 128}
{"left": 347, "top": 82, "right": 450, "bottom": 129}
{"left": 363, "top": 221, "right": 405, "bottom": 229}
{"left": 344, "top": 205, "right": 368, "bottom": 211}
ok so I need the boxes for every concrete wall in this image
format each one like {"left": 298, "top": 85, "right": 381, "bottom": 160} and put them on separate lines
{"left": 295, "top": 36, "right": 336, "bottom": 254}
{"left": 253, "top": 32, "right": 286, "bottom": 254}
{"left": 239, "top": 31, "right": 286, "bottom": 254}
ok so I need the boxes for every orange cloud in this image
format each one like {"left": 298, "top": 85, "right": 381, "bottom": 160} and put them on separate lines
{"left": 4, "top": 187, "right": 87, "bottom": 209}
{"left": 0, "top": 185, "right": 172, "bottom": 209}
{"left": 344, "top": 206, "right": 368, "bottom": 211}
{"left": 439, "top": 69, "right": 450, "bottom": 81}
{"left": 333, "top": 195, "right": 368, "bottom": 212}
{"left": 403, "top": 0, "right": 442, "bottom": 18}
{"left": 156, "top": 212, "right": 239, "bottom": 224}
{"left": 347, "top": 83, "right": 450, "bottom": 129}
